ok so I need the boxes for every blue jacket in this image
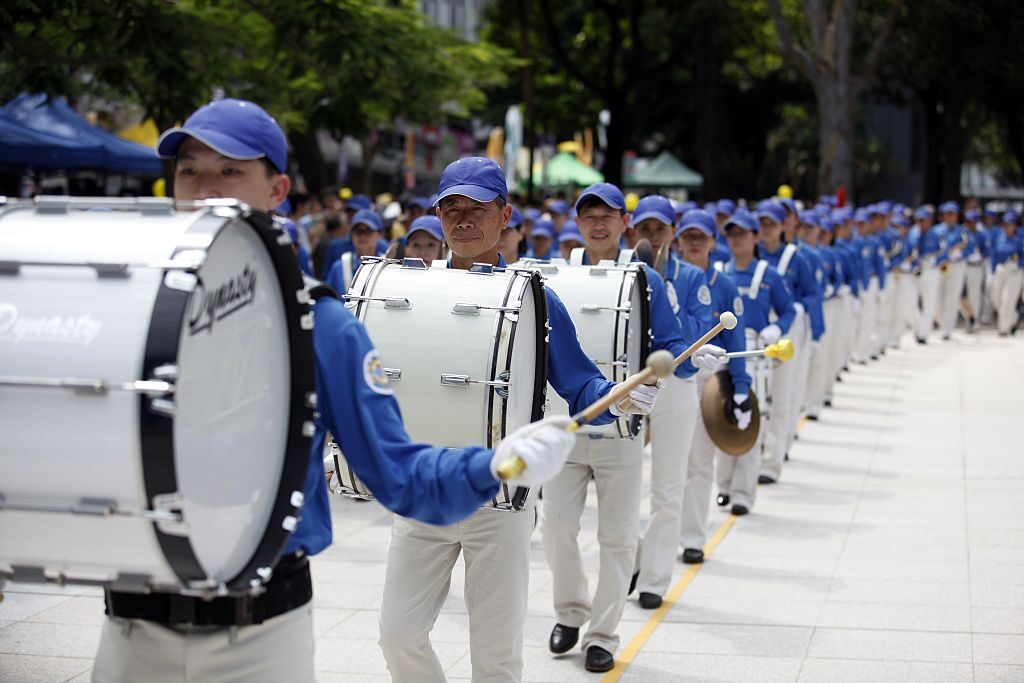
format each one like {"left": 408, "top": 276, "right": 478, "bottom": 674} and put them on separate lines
{"left": 704, "top": 266, "right": 752, "bottom": 395}
{"left": 991, "top": 230, "right": 1023, "bottom": 267}
{"left": 320, "top": 236, "right": 389, "bottom": 280}
{"left": 664, "top": 255, "right": 716, "bottom": 365}
{"left": 760, "top": 243, "right": 824, "bottom": 341}
{"left": 795, "top": 242, "right": 827, "bottom": 339}
{"left": 723, "top": 258, "right": 796, "bottom": 334}
{"left": 833, "top": 238, "right": 862, "bottom": 295}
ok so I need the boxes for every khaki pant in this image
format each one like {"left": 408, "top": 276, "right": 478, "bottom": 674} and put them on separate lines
{"left": 917, "top": 265, "right": 941, "bottom": 340}
{"left": 964, "top": 263, "right": 985, "bottom": 328}
{"left": 379, "top": 505, "right": 533, "bottom": 682}
{"left": 680, "top": 374, "right": 719, "bottom": 551}
{"left": 938, "top": 260, "right": 967, "bottom": 337}
{"left": 92, "top": 604, "right": 314, "bottom": 683}
{"left": 542, "top": 435, "right": 643, "bottom": 654}
{"left": 762, "top": 311, "right": 807, "bottom": 480}
{"left": 856, "top": 276, "right": 879, "bottom": 360}
{"left": 991, "top": 262, "right": 1023, "bottom": 334}
{"left": 637, "top": 376, "right": 698, "bottom": 597}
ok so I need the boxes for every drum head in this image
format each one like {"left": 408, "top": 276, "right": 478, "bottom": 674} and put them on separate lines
{"left": 701, "top": 371, "right": 761, "bottom": 456}
{"left": 173, "top": 216, "right": 291, "bottom": 583}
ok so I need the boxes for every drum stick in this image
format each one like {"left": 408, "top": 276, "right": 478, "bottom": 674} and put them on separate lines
{"left": 495, "top": 312, "right": 738, "bottom": 481}
{"left": 723, "top": 339, "right": 794, "bottom": 362}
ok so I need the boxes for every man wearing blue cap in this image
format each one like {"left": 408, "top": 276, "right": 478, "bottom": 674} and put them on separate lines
{"left": 889, "top": 214, "right": 919, "bottom": 345}
{"left": 324, "top": 209, "right": 386, "bottom": 293}
{"left": 962, "top": 208, "right": 988, "bottom": 332}
{"left": 794, "top": 211, "right": 832, "bottom": 420}
{"left": 911, "top": 205, "right": 942, "bottom": 343}
{"left": 404, "top": 214, "right": 446, "bottom": 263}
{"left": 935, "top": 201, "right": 970, "bottom": 339}
{"left": 378, "top": 158, "right": 661, "bottom": 681}
{"left": 990, "top": 211, "right": 1023, "bottom": 335}
{"left": 93, "top": 100, "right": 579, "bottom": 683}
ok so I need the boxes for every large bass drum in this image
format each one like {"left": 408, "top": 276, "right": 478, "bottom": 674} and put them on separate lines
{"left": 0, "top": 197, "right": 314, "bottom": 596}
{"left": 330, "top": 257, "right": 547, "bottom": 511}
{"left": 518, "top": 257, "right": 650, "bottom": 438}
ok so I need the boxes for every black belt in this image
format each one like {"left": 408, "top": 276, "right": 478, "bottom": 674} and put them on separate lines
{"left": 105, "top": 554, "right": 312, "bottom": 627}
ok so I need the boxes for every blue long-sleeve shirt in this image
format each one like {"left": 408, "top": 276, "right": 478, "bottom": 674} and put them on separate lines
{"left": 723, "top": 258, "right": 796, "bottom": 334}
{"left": 664, "top": 254, "right": 715, "bottom": 355}
{"left": 704, "top": 266, "right": 752, "bottom": 395}
{"left": 795, "top": 242, "right": 827, "bottom": 339}
{"left": 991, "top": 230, "right": 1023, "bottom": 267}
{"left": 833, "top": 238, "right": 862, "bottom": 295}
{"left": 760, "top": 243, "right": 824, "bottom": 341}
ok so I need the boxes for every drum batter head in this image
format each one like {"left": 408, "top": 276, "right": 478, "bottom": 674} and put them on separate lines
{"left": 701, "top": 370, "right": 760, "bottom": 456}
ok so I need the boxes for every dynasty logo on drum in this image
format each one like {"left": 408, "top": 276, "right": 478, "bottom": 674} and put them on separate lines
{"left": 188, "top": 265, "right": 257, "bottom": 335}
{"left": 0, "top": 303, "right": 103, "bottom": 346}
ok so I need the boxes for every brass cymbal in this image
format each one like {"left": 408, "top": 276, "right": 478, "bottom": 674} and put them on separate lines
{"left": 701, "top": 370, "right": 760, "bottom": 456}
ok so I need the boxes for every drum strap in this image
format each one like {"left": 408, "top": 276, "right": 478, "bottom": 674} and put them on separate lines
{"left": 569, "top": 247, "right": 586, "bottom": 266}
{"left": 777, "top": 243, "right": 798, "bottom": 277}
{"left": 617, "top": 249, "right": 635, "bottom": 266}
{"left": 341, "top": 252, "right": 355, "bottom": 291}
{"left": 308, "top": 283, "right": 340, "bottom": 301}
{"left": 105, "top": 554, "right": 312, "bottom": 627}
{"left": 748, "top": 259, "right": 769, "bottom": 300}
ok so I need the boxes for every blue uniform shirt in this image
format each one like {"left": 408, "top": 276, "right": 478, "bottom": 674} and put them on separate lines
{"left": 723, "top": 258, "right": 796, "bottom": 334}
{"left": 991, "top": 230, "right": 1023, "bottom": 267}
{"left": 795, "top": 242, "right": 827, "bottom": 339}
{"left": 760, "top": 243, "right": 824, "bottom": 341}
{"left": 664, "top": 255, "right": 715, "bottom": 358}
{"left": 320, "top": 236, "right": 389, "bottom": 280}
{"left": 704, "top": 267, "right": 752, "bottom": 395}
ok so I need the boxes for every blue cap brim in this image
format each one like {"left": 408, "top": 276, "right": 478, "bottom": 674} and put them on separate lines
{"left": 156, "top": 127, "right": 266, "bottom": 164}
{"left": 676, "top": 222, "right": 715, "bottom": 237}
{"left": 724, "top": 220, "right": 757, "bottom": 232}
{"left": 631, "top": 211, "right": 673, "bottom": 227}
{"left": 437, "top": 185, "right": 500, "bottom": 204}
{"left": 576, "top": 190, "right": 624, "bottom": 211}
{"left": 352, "top": 219, "right": 382, "bottom": 232}
{"left": 406, "top": 226, "right": 444, "bottom": 240}
{"left": 755, "top": 211, "right": 782, "bottom": 224}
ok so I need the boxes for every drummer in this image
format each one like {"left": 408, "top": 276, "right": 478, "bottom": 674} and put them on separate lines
{"left": 717, "top": 208, "right": 796, "bottom": 516}
{"left": 324, "top": 209, "right": 386, "bottom": 292}
{"left": 93, "top": 99, "right": 579, "bottom": 683}
{"left": 377, "top": 158, "right": 663, "bottom": 681}
{"left": 674, "top": 208, "right": 751, "bottom": 563}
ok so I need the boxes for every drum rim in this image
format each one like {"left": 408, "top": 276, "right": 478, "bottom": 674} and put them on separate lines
{"left": 621, "top": 265, "right": 652, "bottom": 438}
{"left": 139, "top": 206, "right": 314, "bottom": 595}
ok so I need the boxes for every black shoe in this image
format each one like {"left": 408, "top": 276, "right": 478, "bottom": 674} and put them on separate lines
{"left": 784, "top": 451, "right": 790, "bottom": 461}
{"left": 835, "top": 375, "right": 843, "bottom": 383}
{"left": 627, "top": 570, "right": 639, "bottom": 596}
{"left": 916, "top": 337, "right": 927, "bottom": 345}
{"left": 806, "top": 414, "right": 819, "bottom": 421}
{"left": 638, "top": 592, "right": 662, "bottom": 609}
{"left": 548, "top": 624, "right": 579, "bottom": 654}
{"left": 870, "top": 354, "right": 879, "bottom": 360}
{"left": 758, "top": 474, "right": 776, "bottom": 485}
{"left": 731, "top": 504, "right": 749, "bottom": 516}
{"left": 682, "top": 548, "right": 705, "bottom": 564}
{"left": 824, "top": 399, "right": 832, "bottom": 407}
{"left": 716, "top": 493, "right": 730, "bottom": 507}
{"left": 585, "top": 645, "right": 615, "bottom": 673}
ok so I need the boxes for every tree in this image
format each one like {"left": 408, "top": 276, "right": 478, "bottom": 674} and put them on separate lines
{"left": 766, "top": 0, "right": 903, "bottom": 200}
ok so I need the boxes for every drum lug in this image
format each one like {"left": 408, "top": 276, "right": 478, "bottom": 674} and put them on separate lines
{"left": 452, "top": 302, "right": 521, "bottom": 316}
{"left": 581, "top": 304, "right": 630, "bottom": 313}
{"left": 468, "top": 263, "right": 495, "bottom": 275}
{"left": 493, "top": 371, "right": 511, "bottom": 399}
{"left": 400, "top": 258, "right": 429, "bottom": 270}
{"left": 152, "top": 492, "right": 189, "bottom": 537}
{"left": 343, "top": 295, "right": 412, "bottom": 311}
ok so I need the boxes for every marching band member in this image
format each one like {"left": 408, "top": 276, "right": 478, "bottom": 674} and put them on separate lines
{"left": 676, "top": 209, "right": 751, "bottom": 563}
{"left": 935, "top": 201, "right": 969, "bottom": 339}
{"left": 527, "top": 217, "right": 556, "bottom": 260}
{"left": 94, "top": 99, "right": 578, "bottom": 683}
{"left": 912, "top": 205, "right": 942, "bottom": 344}
{"left": 890, "top": 214, "right": 919, "bottom": 345}
{"left": 496, "top": 205, "right": 526, "bottom": 264}
{"left": 324, "top": 209, "right": 386, "bottom": 293}
{"left": 815, "top": 217, "right": 846, "bottom": 408}
{"left": 851, "top": 208, "right": 880, "bottom": 363}
{"left": 377, "top": 159, "right": 662, "bottom": 682}
{"left": 753, "top": 202, "right": 821, "bottom": 484}
{"left": 831, "top": 211, "right": 863, "bottom": 372}
{"left": 541, "top": 184, "right": 709, "bottom": 671}
{"left": 404, "top": 215, "right": 446, "bottom": 263}
{"left": 717, "top": 209, "right": 796, "bottom": 515}
{"left": 962, "top": 208, "right": 988, "bottom": 332}
{"left": 557, "top": 220, "right": 585, "bottom": 259}
{"left": 795, "top": 212, "right": 830, "bottom": 420}
{"left": 626, "top": 195, "right": 717, "bottom": 611}
{"left": 990, "top": 210, "right": 1023, "bottom": 335}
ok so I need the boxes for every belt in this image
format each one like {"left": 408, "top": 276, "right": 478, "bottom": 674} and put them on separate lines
{"left": 105, "top": 554, "right": 312, "bottom": 627}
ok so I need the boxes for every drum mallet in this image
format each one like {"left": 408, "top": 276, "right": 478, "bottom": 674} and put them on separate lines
{"left": 723, "top": 339, "right": 795, "bottom": 362}
{"left": 496, "top": 311, "right": 738, "bottom": 480}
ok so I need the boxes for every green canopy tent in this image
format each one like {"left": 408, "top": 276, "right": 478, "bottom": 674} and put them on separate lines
{"left": 531, "top": 151, "right": 604, "bottom": 189}
{"left": 627, "top": 151, "right": 703, "bottom": 191}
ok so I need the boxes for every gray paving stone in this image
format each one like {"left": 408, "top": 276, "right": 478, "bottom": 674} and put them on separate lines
{"left": 0, "top": 622, "right": 100, "bottom": 659}
{"left": 974, "top": 664, "right": 1024, "bottom": 682}
{"left": 807, "top": 628, "right": 973, "bottom": 663}
{"left": 0, "top": 653, "right": 92, "bottom": 683}
{"left": 797, "top": 658, "right": 973, "bottom": 682}
{"left": 622, "top": 653, "right": 803, "bottom": 682}
{"left": 973, "top": 634, "right": 1024, "bottom": 665}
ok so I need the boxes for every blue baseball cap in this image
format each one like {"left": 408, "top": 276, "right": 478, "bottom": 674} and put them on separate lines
{"left": 724, "top": 209, "right": 758, "bottom": 232}
{"left": 716, "top": 199, "right": 736, "bottom": 216}
{"left": 575, "top": 182, "right": 626, "bottom": 213}
{"left": 1003, "top": 210, "right": 1019, "bottom": 224}
{"left": 558, "top": 226, "right": 584, "bottom": 244}
{"left": 676, "top": 209, "right": 717, "bottom": 238}
{"left": 549, "top": 199, "right": 569, "bottom": 215}
{"left": 777, "top": 197, "right": 796, "bottom": 215}
{"left": 346, "top": 194, "right": 372, "bottom": 211}
{"left": 819, "top": 218, "right": 836, "bottom": 233}
{"left": 891, "top": 215, "right": 911, "bottom": 227}
{"left": 939, "top": 200, "right": 960, "bottom": 214}
{"left": 531, "top": 218, "right": 555, "bottom": 239}
{"left": 437, "top": 157, "right": 508, "bottom": 204}
{"left": 406, "top": 215, "right": 444, "bottom": 241}
{"left": 964, "top": 208, "right": 981, "bottom": 221}
{"left": 853, "top": 208, "right": 871, "bottom": 223}
{"left": 350, "top": 209, "right": 382, "bottom": 232}
{"left": 157, "top": 98, "right": 288, "bottom": 173}
{"left": 523, "top": 207, "right": 541, "bottom": 222}
{"left": 798, "top": 210, "right": 820, "bottom": 227}
{"left": 831, "top": 207, "right": 853, "bottom": 222}
{"left": 756, "top": 203, "right": 786, "bottom": 225}
{"left": 631, "top": 195, "right": 675, "bottom": 226}
{"left": 408, "top": 196, "right": 433, "bottom": 211}
{"left": 508, "top": 206, "right": 524, "bottom": 228}
{"left": 915, "top": 205, "right": 935, "bottom": 219}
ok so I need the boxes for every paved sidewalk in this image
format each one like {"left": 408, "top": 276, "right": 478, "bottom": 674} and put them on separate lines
{"left": 2, "top": 330, "right": 1023, "bottom": 682}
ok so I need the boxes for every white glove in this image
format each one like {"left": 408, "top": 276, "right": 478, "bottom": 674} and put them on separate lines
{"left": 824, "top": 284, "right": 835, "bottom": 298}
{"left": 759, "top": 324, "right": 782, "bottom": 345}
{"left": 609, "top": 378, "right": 666, "bottom": 416}
{"left": 691, "top": 343, "right": 726, "bottom": 373}
{"left": 490, "top": 416, "right": 576, "bottom": 487}
{"left": 899, "top": 262, "right": 913, "bottom": 273}
{"left": 729, "top": 393, "right": 752, "bottom": 430}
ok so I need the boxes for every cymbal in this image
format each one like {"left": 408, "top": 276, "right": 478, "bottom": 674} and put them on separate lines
{"left": 701, "top": 371, "right": 760, "bottom": 456}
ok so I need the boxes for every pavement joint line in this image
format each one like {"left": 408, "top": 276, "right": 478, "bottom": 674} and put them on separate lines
{"left": 602, "top": 414, "right": 817, "bottom": 681}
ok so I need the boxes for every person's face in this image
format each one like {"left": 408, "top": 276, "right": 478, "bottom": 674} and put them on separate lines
{"left": 351, "top": 224, "right": 379, "bottom": 256}
{"left": 408, "top": 205, "right": 425, "bottom": 222}
{"left": 173, "top": 137, "right": 289, "bottom": 211}
{"left": 436, "top": 195, "right": 511, "bottom": 259}
{"left": 559, "top": 240, "right": 583, "bottom": 259}
{"left": 820, "top": 230, "right": 834, "bottom": 245}
{"left": 759, "top": 218, "right": 783, "bottom": 244}
{"left": 919, "top": 216, "right": 934, "bottom": 230}
{"left": 1005, "top": 222, "right": 1017, "bottom": 236}
{"left": 677, "top": 228, "right": 712, "bottom": 263}
{"left": 634, "top": 217, "right": 675, "bottom": 252}
{"left": 942, "top": 211, "right": 957, "bottom": 226}
{"left": 725, "top": 225, "right": 757, "bottom": 258}
{"left": 531, "top": 234, "right": 552, "bottom": 255}
{"left": 406, "top": 232, "right": 442, "bottom": 262}
{"left": 496, "top": 226, "right": 523, "bottom": 257}
{"left": 577, "top": 204, "right": 628, "bottom": 252}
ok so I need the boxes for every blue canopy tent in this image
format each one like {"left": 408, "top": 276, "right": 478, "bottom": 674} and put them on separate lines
{"left": 0, "top": 94, "right": 162, "bottom": 174}
{"left": 0, "top": 115, "right": 105, "bottom": 169}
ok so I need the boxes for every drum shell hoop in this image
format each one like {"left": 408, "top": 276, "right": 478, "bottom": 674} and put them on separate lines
{"left": 619, "top": 266, "right": 651, "bottom": 437}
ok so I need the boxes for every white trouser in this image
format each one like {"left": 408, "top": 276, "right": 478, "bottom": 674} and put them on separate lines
{"left": 716, "top": 338, "right": 764, "bottom": 509}
{"left": 841, "top": 289, "right": 859, "bottom": 367}
{"left": 680, "top": 374, "right": 720, "bottom": 550}
{"left": 894, "top": 272, "right": 918, "bottom": 342}
{"left": 964, "top": 263, "right": 985, "bottom": 327}
{"left": 791, "top": 311, "right": 814, "bottom": 429}
{"left": 874, "top": 280, "right": 891, "bottom": 352}
{"left": 821, "top": 297, "right": 844, "bottom": 402}
{"left": 637, "top": 375, "right": 698, "bottom": 597}
{"left": 856, "top": 276, "right": 879, "bottom": 360}
{"left": 916, "top": 266, "right": 941, "bottom": 340}
{"left": 938, "top": 260, "right": 967, "bottom": 337}
{"left": 981, "top": 266, "right": 997, "bottom": 324}
{"left": 92, "top": 604, "right": 314, "bottom": 683}
{"left": 380, "top": 505, "right": 533, "bottom": 682}
{"left": 762, "top": 311, "right": 806, "bottom": 480}
{"left": 882, "top": 278, "right": 899, "bottom": 349}
{"left": 991, "top": 262, "right": 1023, "bottom": 334}
{"left": 805, "top": 331, "right": 829, "bottom": 418}
{"left": 542, "top": 435, "right": 643, "bottom": 654}
{"left": 828, "top": 291, "right": 853, "bottom": 386}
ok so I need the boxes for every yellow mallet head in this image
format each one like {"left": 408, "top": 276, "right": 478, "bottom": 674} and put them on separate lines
{"left": 719, "top": 311, "right": 738, "bottom": 330}
{"left": 766, "top": 339, "right": 795, "bottom": 362}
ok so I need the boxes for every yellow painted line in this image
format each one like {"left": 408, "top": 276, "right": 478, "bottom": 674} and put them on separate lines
{"left": 600, "top": 514, "right": 738, "bottom": 682}
{"left": 602, "top": 418, "right": 811, "bottom": 681}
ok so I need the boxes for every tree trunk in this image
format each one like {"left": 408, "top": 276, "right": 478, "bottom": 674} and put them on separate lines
{"left": 288, "top": 130, "right": 326, "bottom": 197}
{"left": 816, "top": 81, "right": 855, "bottom": 201}
{"left": 517, "top": 0, "right": 536, "bottom": 202}
{"left": 361, "top": 136, "right": 380, "bottom": 195}
{"left": 939, "top": 94, "right": 967, "bottom": 201}
{"left": 602, "top": 99, "right": 628, "bottom": 187}
{"left": 921, "top": 87, "right": 944, "bottom": 203}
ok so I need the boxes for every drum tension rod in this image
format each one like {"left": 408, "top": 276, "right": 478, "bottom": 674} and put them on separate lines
{"left": 0, "top": 376, "right": 174, "bottom": 396}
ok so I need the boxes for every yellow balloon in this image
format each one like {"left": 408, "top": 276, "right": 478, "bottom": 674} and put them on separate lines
{"left": 777, "top": 184, "right": 794, "bottom": 199}
{"left": 152, "top": 177, "right": 166, "bottom": 198}
{"left": 338, "top": 187, "right": 353, "bottom": 200}
{"left": 625, "top": 192, "right": 640, "bottom": 213}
